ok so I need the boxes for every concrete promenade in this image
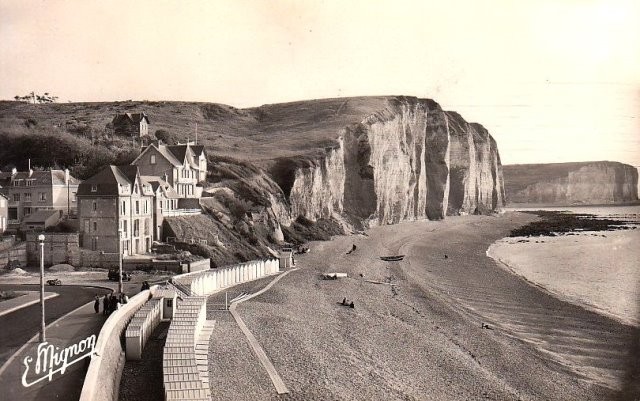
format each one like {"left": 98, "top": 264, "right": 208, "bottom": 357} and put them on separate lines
{"left": 0, "top": 291, "right": 59, "bottom": 317}
{"left": 0, "top": 301, "right": 107, "bottom": 401}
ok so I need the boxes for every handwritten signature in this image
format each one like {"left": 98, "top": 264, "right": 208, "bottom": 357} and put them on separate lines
{"left": 22, "top": 334, "right": 96, "bottom": 388}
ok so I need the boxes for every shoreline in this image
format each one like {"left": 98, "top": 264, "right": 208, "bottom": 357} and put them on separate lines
{"left": 487, "top": 241, "right": 640, "bottom": 329}
{"left": 204, "top": 212, "right": 636, "bottom": 400}
{"left": 487, "top": 229, "right": 640, "bottom": 329}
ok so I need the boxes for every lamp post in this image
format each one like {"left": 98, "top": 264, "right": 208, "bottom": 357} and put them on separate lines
{"left": 37, "top": 233, "right": 45, "bottom": 342}
{"left": 118, "top": 229, "right": 123, "bottom": 294}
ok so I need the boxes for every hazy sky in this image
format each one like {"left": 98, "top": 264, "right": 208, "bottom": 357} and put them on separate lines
{"left": 1, "top": 0, "right": 638, "bottom": 167}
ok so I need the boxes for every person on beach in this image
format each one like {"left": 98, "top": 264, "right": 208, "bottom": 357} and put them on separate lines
{"left": 94, "top": 296, "right": 100, "bottom": 314}
{"left": 346, "top": 244, "right": 357, "bottom": 254}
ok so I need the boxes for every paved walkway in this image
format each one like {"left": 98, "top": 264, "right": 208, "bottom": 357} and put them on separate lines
{"left": 0, "top": 301, "right": 108, "bottom": 401}
{"left": 229, "top": 269, "right": 296, "bottom": 395}
{"left": 0, "top": 291, "right": 59, "bottom": 317}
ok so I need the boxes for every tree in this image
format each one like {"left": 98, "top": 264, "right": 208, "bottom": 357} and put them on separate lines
{"left": 13, "top": 92, "right": 58, "bottom": 103}
{"left": 155, "top": 129, "right": 178, "bottom": 145}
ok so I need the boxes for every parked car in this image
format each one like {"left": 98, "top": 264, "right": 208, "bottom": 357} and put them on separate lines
{"left": 46, "top": 279, "right": 62, "bottom": 286}
{"left": 108, "top": 269, "right": 131, "bottom": 281}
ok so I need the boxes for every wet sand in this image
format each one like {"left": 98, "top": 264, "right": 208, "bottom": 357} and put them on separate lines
{"left": 488, "top": 230, "right": 640, "bottom": 327}
{"left": 206, "top": 213, "right": 638, "bottom": 400}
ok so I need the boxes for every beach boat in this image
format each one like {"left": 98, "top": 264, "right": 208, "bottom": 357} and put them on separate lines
{"left": 380, "top": 255, "right": 405, "bottom": 262}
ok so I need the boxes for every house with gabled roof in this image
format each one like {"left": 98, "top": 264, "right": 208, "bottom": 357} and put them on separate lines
{"left": 131, "top": 142, "right": 207, "bottom": 198}
{"left": 112, "top": 112, "right": 150, "bottom": 139}
{"left": 77, "top": 165, "right": 154, "bottom": 256}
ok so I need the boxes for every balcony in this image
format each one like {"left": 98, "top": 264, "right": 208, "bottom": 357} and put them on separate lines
{"left": 160, "top": 208, "right": 201, "bottom": 217}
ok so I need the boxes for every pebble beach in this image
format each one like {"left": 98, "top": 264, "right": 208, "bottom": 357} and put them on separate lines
{"left": 205, "top": 212, "right": 638, "bottom": 400}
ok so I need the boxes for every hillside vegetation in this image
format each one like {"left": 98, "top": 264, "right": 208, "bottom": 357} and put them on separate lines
{"left": 0, "top": 97, "right": 394, "bottom": 178}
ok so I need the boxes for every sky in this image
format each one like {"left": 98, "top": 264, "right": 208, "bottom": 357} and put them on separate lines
{"left": 0, "top": 0, "right": 638, "bottom": 167}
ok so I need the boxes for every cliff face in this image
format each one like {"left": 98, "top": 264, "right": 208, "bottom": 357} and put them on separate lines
{"left": 503, "top": 162, "right": 639, "bottom": 205}
{"left": 284, "top": 97, "right": 504, "bottom": 226}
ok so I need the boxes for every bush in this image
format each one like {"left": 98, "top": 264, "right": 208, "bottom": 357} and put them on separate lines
{"left": 155, "top": 129, "right": 178, "bottom": 145}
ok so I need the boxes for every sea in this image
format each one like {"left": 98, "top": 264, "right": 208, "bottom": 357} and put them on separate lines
{"left": 496, "top": 205, "right": 640, "bottom": 326}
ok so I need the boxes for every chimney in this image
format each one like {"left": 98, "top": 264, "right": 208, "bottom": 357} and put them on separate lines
{"left": 11, "top": 167, "right": 17, "bottom": 176}
{"left": 64, "top": 169, "right": 70, "bottom": 184}
{"left": 28, "top": 168, "right": 33, "bottom": 177}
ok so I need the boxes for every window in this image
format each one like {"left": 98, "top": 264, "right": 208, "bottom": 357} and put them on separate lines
{"left": 121, "top": 200, "right": 126, "bottom": 215}
{"left": 144, "top": 219, "right": 149, "bottom": 235}
{"left": 93, "top": 221, "right": 97, "bottom": 232}
{"left": 39, "top": 192, "right": 46, "bottom": 201}
{"left": 25, "top": 180, "right": 33, "bottom": 186}
{"left": 144, "top": 200, "right": 148, "bottom": 214}
{"left": 13, "top": 194, "right": 20, "bottom": 201}
{"left": 123, "top": 220, "right": 128, "bottom": 236}
{"left": 133, "top": 220, "right": 139, "bottom": 237}
{"left": 24, "top": 193, "right": 31, "bottom": 201}
{"left": 91, "top": 237, "right": 98, "bottom": 251}
{"left": 150, "top": 154, "right": 156, "bottom": 164}
{"left": 92, "top": 201, "right": 97, "bottom": 211}
{"left": 91, "top": 184, "right": 97, "bottom": 192}
{"left": 135, "top": 201, "right": 140, "bottom": 215}
{"left": 24, "top": 207, "right": 32, "bottom": 215}
{"left": 8, "top": 208, "right": 17, "bottom": 220}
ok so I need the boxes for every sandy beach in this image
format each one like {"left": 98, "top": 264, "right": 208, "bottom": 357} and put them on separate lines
{"left": 488, "top": 230, "right": 640, "bottom": 327}
{"left": 205, "top": 212, "right": 638, "bottom": 400}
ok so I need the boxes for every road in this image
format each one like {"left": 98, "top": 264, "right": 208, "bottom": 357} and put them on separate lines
{"left": 0, "top": 284, "right": 110, "bottom": 367}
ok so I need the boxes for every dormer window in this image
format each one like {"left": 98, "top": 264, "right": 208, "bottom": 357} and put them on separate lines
{"left": 150, "top": 155, "right": 156, "bottom": 164}
{"left": 91, "top": 184, "right": 97, "bottom": 192}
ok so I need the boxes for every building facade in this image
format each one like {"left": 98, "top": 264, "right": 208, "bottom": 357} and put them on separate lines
{"left": 77, "top": 165, "right": 154, "bottom": 256}
{"left": 132, "top": 142, "right": 207, "bottom": 198}
{"left": 0, "top": 194, "right": 7, "bottom": 234}
{"left": 0, "top": 169, "right": 80, "bottom": 229}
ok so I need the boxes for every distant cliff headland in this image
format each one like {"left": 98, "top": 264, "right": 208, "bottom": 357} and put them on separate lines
{"left": 0, "top": 96, "right": 502, "bottom": 264}
{"left": 503, "top": 161, "right": 639, "bottom": 206}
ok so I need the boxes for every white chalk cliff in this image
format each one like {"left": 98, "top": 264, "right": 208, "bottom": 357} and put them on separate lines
{"left": 280, "top": 97, "right": 504, "bottom": 226}
{"left": 504, "top": 161, "right": 639, "bottom": 205}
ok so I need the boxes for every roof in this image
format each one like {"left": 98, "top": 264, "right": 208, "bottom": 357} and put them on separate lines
{"left": 77, "top": 165, "right": 152, "bottom": 196}
{"left": 0, "top": 170, "right": 79, "bottom": 187}
{"left": 167, "top": 144, "right": 206, "bottom": 162}
{"left": 22, "top": 209, "right": 60, "bottom": 223}
{"left": 140, "top": 176, "right": 180, "bottom": 199}
{"left": 132, "top": 143, "right": 206, "bottom": 168}
{"left": 113, "top": 112, "right": 150, "bottom": 124}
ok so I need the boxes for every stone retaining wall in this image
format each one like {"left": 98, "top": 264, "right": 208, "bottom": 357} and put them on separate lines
{"left": 79, "top": 288, "right": 153, "bottom": 401}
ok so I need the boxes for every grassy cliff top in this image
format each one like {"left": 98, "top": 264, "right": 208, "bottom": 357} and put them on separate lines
{"left": 0, "top": 96, "right": 439, "bottom": 169}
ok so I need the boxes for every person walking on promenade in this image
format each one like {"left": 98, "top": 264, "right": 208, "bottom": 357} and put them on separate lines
{"left": 109, "top": 294, "right": 118, "bottom": 314}
{"left": 102, "top": 295, "right": 109, "bottom": 316}
{"left": 94, "top": 296, "right": 100, "bottom": 314}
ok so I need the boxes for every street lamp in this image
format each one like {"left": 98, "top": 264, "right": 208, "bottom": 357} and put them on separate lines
{"left": 37, "top": 233, "right": 45, "bottom": 342}
{"left": 118, "top": 229, "right": 123, "bottom": 294}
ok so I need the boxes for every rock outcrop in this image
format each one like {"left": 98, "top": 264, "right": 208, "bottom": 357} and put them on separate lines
{"left": 503, "top": 161, "right": 639, "bottom": 205}
{"left": 280, "top": 97, "right": 504, "bottom": 226}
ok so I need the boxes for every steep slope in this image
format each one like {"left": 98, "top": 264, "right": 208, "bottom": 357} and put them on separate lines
{"left": 0, "top": 96, "right": 505, "bottom": 231}
{"left": 503, "top": 161, "right": 639, "bottom": 205}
